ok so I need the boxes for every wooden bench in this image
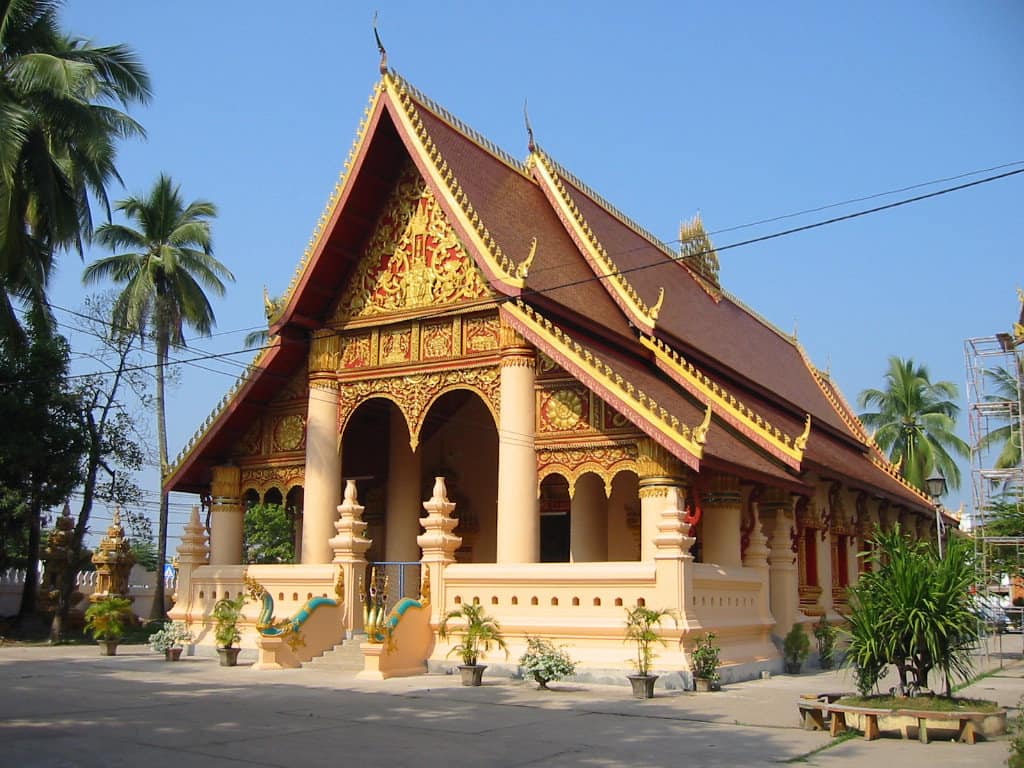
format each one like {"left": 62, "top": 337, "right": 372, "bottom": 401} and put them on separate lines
{"left": 806, "top": 700, "right": 994, "bottom": 744}
{"left": 892, "top": 708, "right": 989, "bottom": 745}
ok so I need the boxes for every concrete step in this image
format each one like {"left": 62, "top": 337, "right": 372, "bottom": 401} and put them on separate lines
{"left": 304, "top": 634, "right": 366, "bottom": 671}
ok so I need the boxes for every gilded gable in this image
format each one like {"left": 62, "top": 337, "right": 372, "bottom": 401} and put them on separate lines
{"left": 332, "top": 164, "right": 493, "bottom": 324}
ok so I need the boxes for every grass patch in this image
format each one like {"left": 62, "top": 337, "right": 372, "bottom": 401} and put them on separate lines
{"left": 784, "top": 730, "right": 858, "bottom": 763}
{"left": 836, "top": 694, "right": 999, "bottom": 713}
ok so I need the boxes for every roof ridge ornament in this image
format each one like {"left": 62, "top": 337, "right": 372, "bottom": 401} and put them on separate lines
{"left": 524, "top": 99, "right": 536, "bottom": 153}
{"left": 373, "top": 11, "right": 388, "bottom": 75}
{"left": 517, "top": 236, "right": 537, "bottom": 279}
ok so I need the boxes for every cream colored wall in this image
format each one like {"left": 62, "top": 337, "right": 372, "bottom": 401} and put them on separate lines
{"left": 606, "top": 472, "right": 640, "bottom": 561}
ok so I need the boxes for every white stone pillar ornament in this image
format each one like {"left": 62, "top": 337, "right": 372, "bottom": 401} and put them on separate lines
{"left": 330, "top": 479, "right": 372, "bottom": 635}
{"left": 168, "top": 505, "right": 210, "bottom": 623}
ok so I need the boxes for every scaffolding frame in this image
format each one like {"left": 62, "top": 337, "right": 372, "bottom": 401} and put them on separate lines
{"left": 965, "top": 334, "right": 1024, "bottom": 656}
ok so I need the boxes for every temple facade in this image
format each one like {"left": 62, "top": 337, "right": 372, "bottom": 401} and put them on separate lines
{"left": 165, "top": 69, "right": 948, "bottom": 683}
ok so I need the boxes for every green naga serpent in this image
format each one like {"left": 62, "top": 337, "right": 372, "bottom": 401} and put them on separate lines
{"left": 244, "top": 571, "right": 344, "bottom": 650}
{"left": 361, "top": 566, "right": 429, "bottom": 646}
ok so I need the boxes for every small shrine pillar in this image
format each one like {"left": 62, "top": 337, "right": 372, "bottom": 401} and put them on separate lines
{"left": 330, "top": 480, "right": 372, "bottom": 635}
{"left": 700, "top": 474, "right": 743, "bottom": 568}
{"left": 417, "top": 477, "right": 462, "bottom": 625}
{"left": 209, "top": 465, "right": 243, "bottom": 565}
{"left": 385, "top": 408, "right": 422, "bottom": 562}
{"left": 760, "top": 490, "right": 799, "bottom": 638}
{"left": 637, "top": 439, "right": 690, "bottom": 563}
{"left": 91, "top": 507, "right": 135, "bottom": 602}
{"left": 303, "top": 374, "right": 342, "bottom": 564}
{"left": 39, "top": 504, "right": 78, "bottom": 614}
{"left": 496, "top": 324, "right": 539, "bottom": 563}
{"left": 168, "top": 505, "right": 210, "bottom": 623}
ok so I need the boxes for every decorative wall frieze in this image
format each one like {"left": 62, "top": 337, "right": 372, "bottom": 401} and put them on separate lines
{"left": 240, "top": 465, "right": 306, "bottom": 498}
{"left": 537, "top": 443, "right": 639, "bottom": 497}
{"left": 338, "top": 364, "right": 500, "bottom": 451}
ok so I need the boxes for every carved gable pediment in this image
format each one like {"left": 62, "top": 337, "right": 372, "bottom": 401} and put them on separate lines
{"left": 332, "top": 164, "right": 494, "bottom": 324}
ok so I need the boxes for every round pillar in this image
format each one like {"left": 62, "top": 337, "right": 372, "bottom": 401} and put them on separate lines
{"left": 570, "top": 473, "right": 607, "bottom": 562}
{"left": 209, "top": 465, "right": 243, "bottom": 565}
{"left": 385, "top": 407, "right": 422, "bottom": 562}
{"left": 302, "top": 379, "right": 341, "bottom": 564}
{"left": 496, "top": 325, "right": 538, "bottom": 563}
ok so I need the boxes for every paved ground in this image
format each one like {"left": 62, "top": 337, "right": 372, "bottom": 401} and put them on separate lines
{"left": 0, "top": 642, "right": 1020, "bottom": 767}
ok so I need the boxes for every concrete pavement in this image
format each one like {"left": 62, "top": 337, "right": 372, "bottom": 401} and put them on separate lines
{"left": 0, "top": 642, "right": 1019, "bottom": 767}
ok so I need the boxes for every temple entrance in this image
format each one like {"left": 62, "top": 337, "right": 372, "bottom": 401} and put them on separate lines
{"left": 540, "top": 474, "right": 570, "bottom": 562}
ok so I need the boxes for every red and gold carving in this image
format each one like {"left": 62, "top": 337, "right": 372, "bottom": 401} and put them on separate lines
{"left": 341, "top": 333, "right": 372, "bottom": 369}
{"left": 539, "top": 387, "right": 589, "bottom": 433}
{"left": 464, "top": 315, "right": 500, "bottom": 353}
{"left": 339, "top": 365, "right": 500, "bottom": 451}
{"left": 273, "top": 368, "right": 309, "bottom": 403}
{"left": 536, "top": 352, "right": 561, "bottom": 377}
{"left": 422, "top": 321, "right": 454, "bottom": 359}
{"left": 380, "top": 327, "right": 413, "bottom": 364}
{"left": 332, "top": 165, "right": 492, "bottom": 322}
{"left": 602, "top": 401, "right": 630, "bottom": 430}
{"left": 272, "top": 414, "right": 306, "bottom": 452}
{"left": 238, "top": 418, "right": 262, "bottom": 456}
{"left": 240, "top": 465, "right": 305, "bottom": 497}
{"left": 537, "top": 444, "right": 638, "bottom": 495}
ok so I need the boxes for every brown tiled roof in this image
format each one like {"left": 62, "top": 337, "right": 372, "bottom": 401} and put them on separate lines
{"left": 165, "top": 71, "right": 931, "bottom": 513}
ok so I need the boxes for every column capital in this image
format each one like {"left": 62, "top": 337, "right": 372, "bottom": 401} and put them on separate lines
{"left": 701, "top": 472, "right": 742, "bottom": 507}
{"left": 636, "top": 438, "right": 690, "bottom": 490}
{"left": 210, "top": 464, "right": 241, "bottom": 502}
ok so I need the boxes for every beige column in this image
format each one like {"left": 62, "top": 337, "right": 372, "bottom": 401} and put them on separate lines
{"left": 496, "top": 325, "right": 538, "bottom": 563}
{"left": 762, "top": 491, "right": 798, "bottom": 639}
{"left": 302, "top": 378, "right": 341, "bottom": 564}
{"left": 815, "top": 525, "right": 833, "bottom": 614}
{"left": 209, "top": 465, "right": 243, "bottom": 565}
{"left": 385, "top": 408, "right": 422, "bottom": 562}
{"left": 570, "top": 473, "right": 607, "bottom": 562}
{"left": 637, "top": 439, "right": 690, "bottom": 562}
{"left": 330, "top": 480, "right": 372, "bottom": 635}
{"left": 700, "top": 474, "right": 743, "bottom": 568}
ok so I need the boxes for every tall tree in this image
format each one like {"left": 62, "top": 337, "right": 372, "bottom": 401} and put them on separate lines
{"left": 0, "top": 307, "right": 86, "bottom": 620}
{"left": 0, "top": 0, "right": 151, "bottom": 343}
{"left": 857, "top": 356, "right": 969, "bottom": 493}
{"left": 82, "top": 174, "right": 234, "bottom": 619}
{"left": 49, "top": 293, "right": 147, "bottom": 641}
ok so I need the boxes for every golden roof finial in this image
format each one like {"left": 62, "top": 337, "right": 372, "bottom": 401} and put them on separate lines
{"left": 794, "top": 414, "right": 812, "bottom": 452}
{"left": 649, "top": 286, "right": 665, "bottom": 321}
{"left": 373, "top": 11, "right": 388, "bottom": 75}
{"left": 517, "top": 236, "right": 538, "bottom": 279}
{"left": 524, "top": 99, "right": 536, "bottom": 153}
{"left": 693, "top": 404, "right": 713, "bottom": 445}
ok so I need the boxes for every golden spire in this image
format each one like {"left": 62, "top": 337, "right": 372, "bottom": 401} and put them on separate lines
{"left": 524, "top": 99, "right": 536, "bottom": 153}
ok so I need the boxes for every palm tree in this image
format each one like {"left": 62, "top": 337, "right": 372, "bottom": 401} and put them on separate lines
{"left": 976, "top": 363, "right": 1023, "bottom": 473}
{"left": 0, "top": 0, "right": 151, "bottom": 343}
{"left": 858, "top": 356, "right": 969, "bottom": 493}
{"left": 82, "top": 174, "right": 234, "bottom": 618}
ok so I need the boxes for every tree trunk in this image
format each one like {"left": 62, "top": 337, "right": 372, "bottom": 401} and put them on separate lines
{"left": 149, "top": 337, "right": 169, "bottom": 621}
{"left": 17, "top": 497, "right": 43, "bottom": 620}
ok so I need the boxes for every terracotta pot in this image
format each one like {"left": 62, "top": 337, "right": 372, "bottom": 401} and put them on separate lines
{"left": 165, "top": 647, "right": 183, "bottom": 661}
{"left": 694, "top": 677, "right": 713, "bottom": 692}
{"left": 218, "top": 647, "right": 241, "bottom": 667}
{"left": 98, "top": 639, "right": 118, "bottom": 656}
{"left": 627, "top": 674, "right": 658, "bottom": 699}
{"left": 459, "top": 664, "right": 487, "bottom": 686}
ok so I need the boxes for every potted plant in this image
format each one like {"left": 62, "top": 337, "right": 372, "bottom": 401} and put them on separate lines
{"left": 212, "top": 593, "right": 246, "bottom": 666}
{"left": 519, "top": 636, "right": 577, "bottom": 690}
{"left": 813, "top": 615, "right": 837, "bottom": 670}
{"left": 624, "top": 605, "right": 677, "bottom": 698}
{"left": 83, "top": 596, "right": 133, "bottom": 656}
{"left": 783, "top": 622, "right": 810, "bottom": 674}
{"left": 439, "top": 602, "right": 508, "bottom": 686}
{"left": 689, "top": 632, "right": 721, "bottom": 692}
{"left": 149, "top": 621, "right": 194, "bottom": 661}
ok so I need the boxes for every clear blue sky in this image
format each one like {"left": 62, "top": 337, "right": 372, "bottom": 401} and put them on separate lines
{"left": 50, "top": 1, "right": 1023, "bottom": 544}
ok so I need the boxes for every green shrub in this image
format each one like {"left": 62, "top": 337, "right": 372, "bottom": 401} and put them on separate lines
{"left": 784, "top": 623, "right": 810, "bottom": 667}
{"left": 439, "top": 603, "right": 508, "bottom": 666}
{"left": 212, "top": 594, "right": 245, "bottom": 648}
{"left": 519, "top": 636, "right": 577, "bottom": 689}
{"left": 83, "top": 597, "right": 133, "bottom": 641}
{"left": 690, "top": 632, "right": 721, "bottom": 683}
{"left": 814, "top": 616, "right": 837, "bottom": 669}
{"left": 624, "top": 605, "right": 678, "bottom": 676}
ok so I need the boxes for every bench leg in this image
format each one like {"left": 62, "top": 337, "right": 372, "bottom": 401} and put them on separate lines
{"left": 918, "top": 717, "right": 929, "bottom": 744}
{"left": 863, "top": 714, "right": 880, "bottom": 741}
{"left": 958, "top": 720, "right": 977, "bottom": 745}
{"left": 802, "top": 709, "right": 825, "bottom": 731}
{"left": 830, "top": 710, "right": 847, "bottom": 737}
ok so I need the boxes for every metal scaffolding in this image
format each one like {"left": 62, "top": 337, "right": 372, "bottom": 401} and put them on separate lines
{"left": 965, "top": 333, "right": 1024, "bottom": 652}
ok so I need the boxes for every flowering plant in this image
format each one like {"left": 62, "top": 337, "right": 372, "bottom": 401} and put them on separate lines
{"left": 149, "top": 621, "right": 194, "bottom": 652}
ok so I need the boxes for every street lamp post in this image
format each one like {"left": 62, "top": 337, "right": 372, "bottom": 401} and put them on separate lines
{"left": 925, "top": 470, "right": 948, "bottom": 558}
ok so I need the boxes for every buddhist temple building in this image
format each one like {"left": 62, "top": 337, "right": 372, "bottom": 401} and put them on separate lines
{"left": 164, "top": 66, "right": 950, "bottom": 683}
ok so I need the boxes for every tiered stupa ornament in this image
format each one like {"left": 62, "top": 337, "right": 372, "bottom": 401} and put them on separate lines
{"left": 90, "top": 506, "right": 135, "bottom": 602}
{"left": 330, "top": 479, "right": 372, "bottom": 633}
{"left": 166, "top": 505, "right": 210, "bottom": 623}
{"left": 39, "top": 503, "right": 77, "bottom": 612}
{"left": 416, "top": 477, "right": 462, "bottom": 625}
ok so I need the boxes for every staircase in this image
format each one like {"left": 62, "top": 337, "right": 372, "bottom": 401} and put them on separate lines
{"left": 304, "top": 634, "right": 367, "bottom": 672}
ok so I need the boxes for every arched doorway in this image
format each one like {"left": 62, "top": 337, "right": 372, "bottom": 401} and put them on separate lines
{"left": 539, "top": 474, "right": 570, "bottom": 563}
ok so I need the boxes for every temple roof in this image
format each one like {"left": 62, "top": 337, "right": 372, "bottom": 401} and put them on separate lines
{"left": 164, "top": 69, "right": 932, "bottom": 513}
